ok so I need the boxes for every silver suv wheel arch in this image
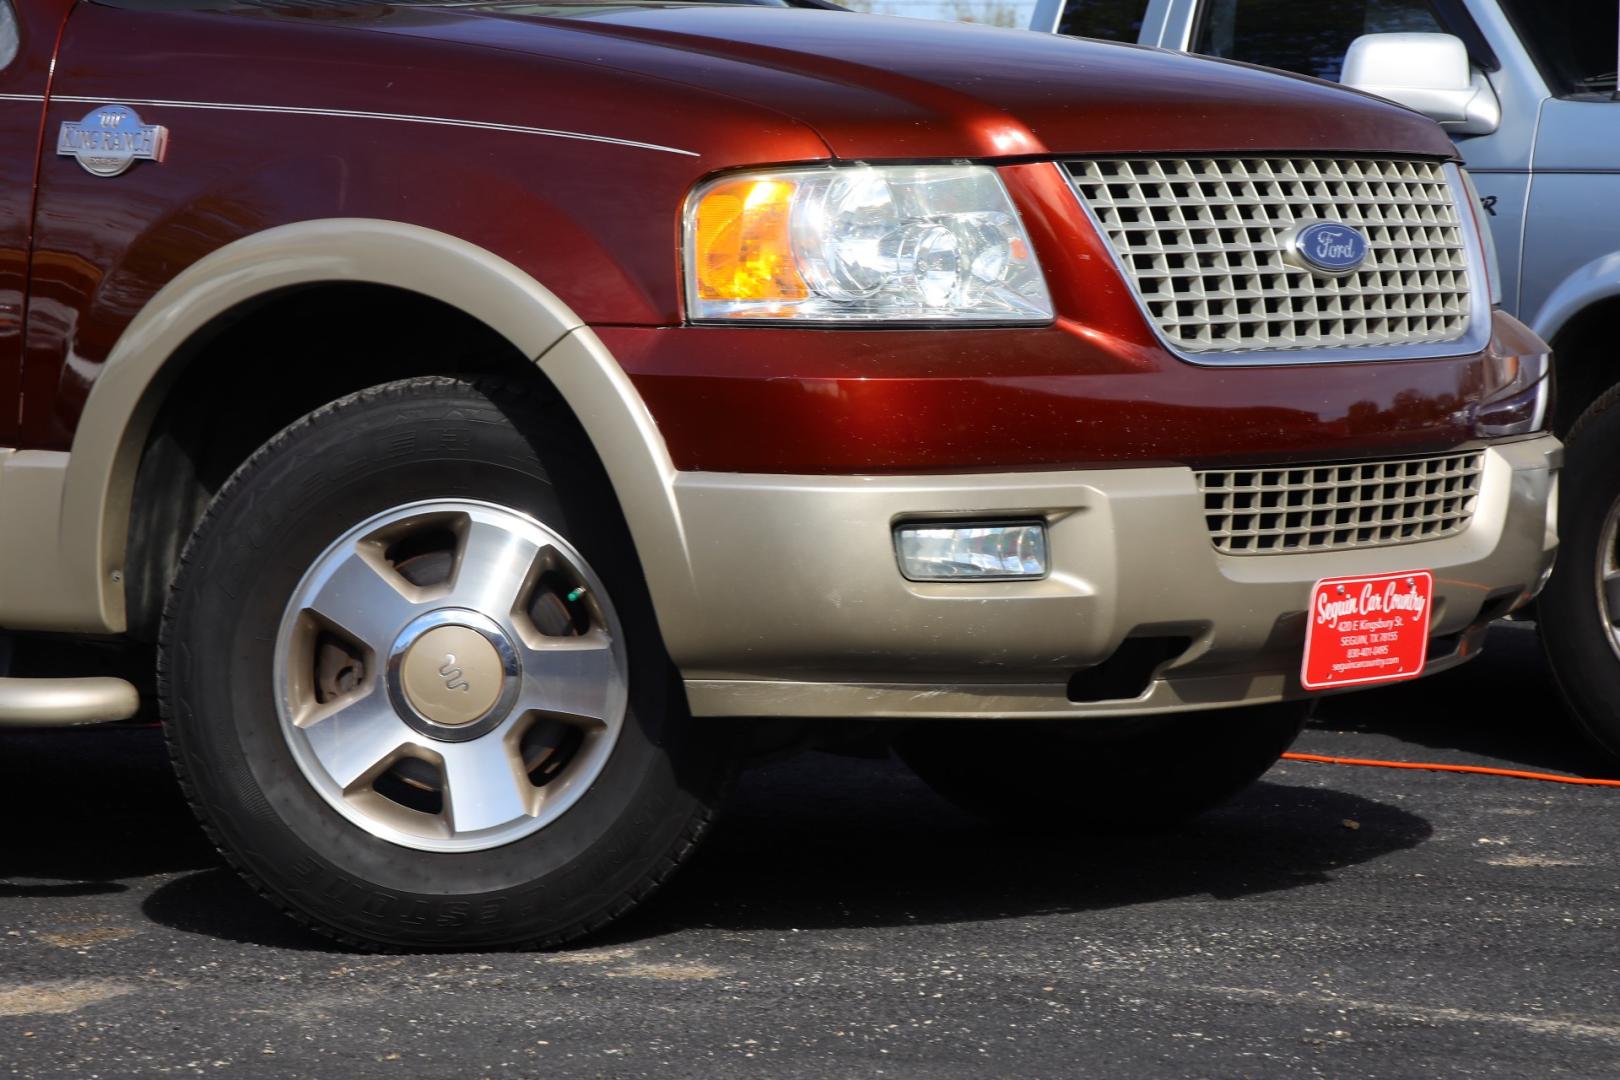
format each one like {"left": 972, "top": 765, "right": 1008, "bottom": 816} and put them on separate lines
{"left": 1527, "top": 253, "right": 1620, "bottom": 351}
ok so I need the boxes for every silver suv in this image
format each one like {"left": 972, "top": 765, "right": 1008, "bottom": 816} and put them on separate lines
{"left": 1030, "top": 0, "right": 1620, "bottom": 759}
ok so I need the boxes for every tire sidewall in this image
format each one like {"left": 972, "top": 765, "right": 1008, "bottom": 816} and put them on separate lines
{"left": 1541, "top": 401, "right": 1620, "bottom": 758}
{"left": 164, "top": 381, "right": 720, "bottom": 948}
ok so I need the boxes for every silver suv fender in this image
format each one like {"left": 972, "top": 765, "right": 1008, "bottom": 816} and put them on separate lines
{"left": 1528, "top": 249, "right": 1620, "bottom": 346}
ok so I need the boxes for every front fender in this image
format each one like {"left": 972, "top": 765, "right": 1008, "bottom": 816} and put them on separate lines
{"left": 1528, "top": 249, "right": 1620, "bottom": 345}
{"left": 9, "top": 219, "right": 688, "bottom": 635}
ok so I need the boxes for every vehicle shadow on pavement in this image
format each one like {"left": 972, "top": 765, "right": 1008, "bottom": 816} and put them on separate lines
{"left": 0, "top": 725, "right": 336, "bottom": 950}
{"left": 0, "top": 726, "right": 216, "bottom": 901}
{"left": 136, "top": 758, "right": 1430, "bottom": 951}
{"left": 587, "top": 753, "right": 1432, "bottom": 945}
{"left": 6, "top": 727, "right": 1431, "bottom": 953}
{"left": 1309, "top": 622, "right": 1617, "bottom": 779}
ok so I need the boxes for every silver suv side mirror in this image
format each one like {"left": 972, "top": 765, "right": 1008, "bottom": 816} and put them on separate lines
{"left": 1341, "top": 32, "right": 1501, "bottom": 137}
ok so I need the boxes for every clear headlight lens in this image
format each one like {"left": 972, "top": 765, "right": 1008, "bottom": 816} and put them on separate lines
{"left": 1475, "top": 349, "right": 1551, "bottom": 438}
{"left": 685, "top": 165, "right": 1053, "bottom": 324}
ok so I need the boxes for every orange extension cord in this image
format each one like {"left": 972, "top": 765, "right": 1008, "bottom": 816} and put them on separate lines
{"left": 1281, "top": 752, "right": 1620, "bottom": 789}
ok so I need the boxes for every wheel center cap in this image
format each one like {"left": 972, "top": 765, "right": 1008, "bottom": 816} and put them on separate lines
{"left": 387, "top": 610, "right": 522, "bottom": 741}
{"left": 400, "top": 624, "right": 503, "bottom": 725}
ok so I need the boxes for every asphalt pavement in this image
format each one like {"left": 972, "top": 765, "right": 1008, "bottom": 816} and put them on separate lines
{"left": 3, "top": 621, "right": 1618, "bottom": 1078}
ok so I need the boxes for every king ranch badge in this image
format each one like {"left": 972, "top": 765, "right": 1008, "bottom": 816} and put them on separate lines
{"left": 1301, "top": 571, "right": 1434, "bottom": 690}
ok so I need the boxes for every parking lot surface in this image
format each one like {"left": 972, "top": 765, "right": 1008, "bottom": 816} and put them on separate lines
{"left": 2, "top": 623, "right": 1617, "bottom": 1079}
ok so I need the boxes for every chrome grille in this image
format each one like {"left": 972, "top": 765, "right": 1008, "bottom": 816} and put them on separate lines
{"left": 1197, "top": 452, "right": 1485, "bottom": 555}
{"left": 1066, "top": 157, "right": 1473, "bottom": 354}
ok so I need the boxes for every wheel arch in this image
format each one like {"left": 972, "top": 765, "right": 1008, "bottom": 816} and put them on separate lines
{"left": 34, "top": 219, "right": 690, "bottom": 635}
{"left": 1527, "top": 258, "right": 1620, "bottom": 434}
{"left": 1528, "top": 251, "right": 1620, "bottom": 348}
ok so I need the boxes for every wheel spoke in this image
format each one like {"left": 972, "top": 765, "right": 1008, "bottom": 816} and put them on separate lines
{"left": 448, "top": 518, "right": 544, "bottom": 617}
{"left": 1604, "top": 573, "right": 1620, "bottom": 624}
{"left": 302, "top": 693, "right": 417, "bottom": 791}
{"left": 305, "top": 548, "right": 420, "bottom": 654}
{"left": 516, "top": 637, "right": 620, "bottom": 727}
{"left": 440, "top": 736, "right": 532, "bottom": 834}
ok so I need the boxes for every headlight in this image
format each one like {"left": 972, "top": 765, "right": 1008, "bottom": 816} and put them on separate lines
{"left": 1457, "top": 167, "right": 1503, "bottom": 307}
{"left": 1475, "top": 349, "right": 1551, "bottom": 438}
{"left": 684, "top": 165, "right": 1053, "bottom": 324}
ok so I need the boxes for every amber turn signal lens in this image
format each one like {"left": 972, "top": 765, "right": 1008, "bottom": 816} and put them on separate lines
{"left": 690, "top": 178, "right": 808, "bottom": 305}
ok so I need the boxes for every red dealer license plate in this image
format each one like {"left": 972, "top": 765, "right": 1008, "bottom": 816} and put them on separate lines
{"left": 1301, "top": 570, "right": 1434, "bottom": 691}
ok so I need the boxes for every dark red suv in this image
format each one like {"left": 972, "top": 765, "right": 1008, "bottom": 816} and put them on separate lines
{"left": 0, "top": 0, "right": 1557, "bottom": 948}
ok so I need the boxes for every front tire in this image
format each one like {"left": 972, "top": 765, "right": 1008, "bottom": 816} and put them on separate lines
{"left": 160, "top": 377, "right": 732, "bottom": 950}
{"left": 895, "top": 703, "right": 1308, "bottom": 831}
{"left": 1540, "top": 387, "right": 1620, "bottom": 762}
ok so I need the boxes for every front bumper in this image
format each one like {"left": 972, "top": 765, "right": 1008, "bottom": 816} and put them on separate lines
{"left": 662, "top": 434, "right": 1560, "bottom": 719}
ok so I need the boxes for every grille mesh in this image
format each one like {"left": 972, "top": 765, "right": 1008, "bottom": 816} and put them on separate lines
{"left": 1197, "top": 452, "right": 1485, "bottom": 555}
{"left": 1067, "top": 157, "right": 1473, "bottom": 354}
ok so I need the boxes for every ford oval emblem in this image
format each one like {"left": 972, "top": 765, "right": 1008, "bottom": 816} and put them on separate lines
{"left": 1288, "top": 221, "right": 1369, "bottom": 277}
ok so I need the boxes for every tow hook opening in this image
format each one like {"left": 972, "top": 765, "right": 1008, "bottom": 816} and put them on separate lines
{"left": 1066, "top": 635, "right": 1195, "bottom": 704}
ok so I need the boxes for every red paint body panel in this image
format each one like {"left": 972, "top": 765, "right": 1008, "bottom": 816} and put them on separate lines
{"left": 611, "top": 326, "right": 1485, "bottom": 473}
{"left": 15, "top": 0, "right": 1490, "bottom": 471}
{"left": 23, "top": 0, "right": 830, "bottom": 446}
{"left": 0, "top": 0, "right": 72, "bottom": 440}
{"left": 611, "top": 159, "right": 1485, "bottom": 473}
{"left": 484, "top": 7, "right": 1456, "bottom": 161}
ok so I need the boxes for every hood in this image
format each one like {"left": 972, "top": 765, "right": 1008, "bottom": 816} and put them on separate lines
{"left": 389, "top": 2, "right": 1459, "bottom": 161}
{"left": 120, "top": 0, "right": 1460, "bottom": 163}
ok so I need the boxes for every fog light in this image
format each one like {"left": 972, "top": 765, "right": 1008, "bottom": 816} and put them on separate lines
{"left": 894, "top": 522, "right": 1047, "bottom": 581}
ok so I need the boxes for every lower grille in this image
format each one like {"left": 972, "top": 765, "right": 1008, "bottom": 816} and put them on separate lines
{"left": 1197, "top": 451, "right": 1485, "bottom": 555}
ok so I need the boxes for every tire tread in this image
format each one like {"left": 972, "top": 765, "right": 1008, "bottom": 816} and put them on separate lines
{"left": 157, "top": 376, "right": 728, "bottom": 951}
{"left": 1538, "top": 385, "right": 1620, "bottom": 763}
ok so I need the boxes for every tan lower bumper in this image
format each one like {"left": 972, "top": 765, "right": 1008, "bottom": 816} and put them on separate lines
{"left": 657, "top": 435, "right": 1560, "bottom": 719}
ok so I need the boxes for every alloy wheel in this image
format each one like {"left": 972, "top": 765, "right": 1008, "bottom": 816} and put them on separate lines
{"left": 272, "top": 499, "right": 628, "bottom": 853}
